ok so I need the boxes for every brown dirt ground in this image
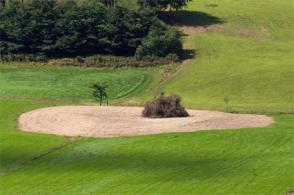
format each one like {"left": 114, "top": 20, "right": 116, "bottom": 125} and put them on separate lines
{"left": 18, "top": 106, "right": 273, "bottom": 138}
{"left": 179, "top": 25, "right": 271, "bottom": 39}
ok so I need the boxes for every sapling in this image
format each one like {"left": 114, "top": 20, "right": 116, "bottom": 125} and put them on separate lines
{"left": 224, "top": 96, "right": 230, "bottom": 112}
{"left": 91, "top": 84, "right": 108, "bottom": 106}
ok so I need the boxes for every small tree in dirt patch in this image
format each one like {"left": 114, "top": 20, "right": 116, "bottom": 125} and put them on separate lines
{"left": 143, "top": 93, "right": 189, "bottom": 118}
{"left": 91, "top": 84, "right": 108, "bottom": 106}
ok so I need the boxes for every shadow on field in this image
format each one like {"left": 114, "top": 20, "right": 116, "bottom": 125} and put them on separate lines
{"left": 160, "top": 11, "right": 223, "bottom": 61}
{"left": 46, "top": 153, "right": 249, "bottom": 182}
{"left": 159, "top": 10, "right": 223, "bottom": 27}
{"left": 181, "top": 49, "right": 196, "bottom": 61}
{"left": 25, "top": 139, "right": 250, "bottom": 182}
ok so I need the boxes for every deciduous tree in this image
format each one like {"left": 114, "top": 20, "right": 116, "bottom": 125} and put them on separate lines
{"left": 91, "top": 84, "right": 109, "bottom": 106}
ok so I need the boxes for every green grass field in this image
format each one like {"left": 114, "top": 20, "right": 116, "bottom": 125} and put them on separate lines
{"left": 1, "top": 100, "right": 293, "bottom": 194}
{"left": 159, "top": 0, "right": 294, "bottom": 113}
{"left": 1, "top": 0, "right": 294, "bottom": 194}
{"left": 0, "top": 65, "right": 153, "bottom": 102}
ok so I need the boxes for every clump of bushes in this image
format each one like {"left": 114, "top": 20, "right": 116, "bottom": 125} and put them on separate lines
{"left": 143, "top": 94, "right": 189, "bottom": 118}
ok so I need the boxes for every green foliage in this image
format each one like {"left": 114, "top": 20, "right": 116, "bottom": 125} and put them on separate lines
{"left": 99, "top": 0, "right": 116, "bottom": 7}
{"left": 102, "top": 6, "right": 153, "bottom": 55}
{"left": 138, "top": 0, "right": 192, "bottom": 10}
{"left": 117, "top": 0, "right": 138, "bottom": 10}
{"left": 0, "top": 0, "right": 183, "bottom": 58}
{"left": 91, "top": 83, "right": 108, "bottom": 105}
{"left": 0, "top": 0, "right": 60, "bottom": 55}
{"left": 135, "top": 25, "right": 183, "bottom": 59}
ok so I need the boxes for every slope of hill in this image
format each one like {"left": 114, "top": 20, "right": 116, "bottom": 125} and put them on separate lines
{"left": 0, "top": 1, "right": 294, "bottom": 195}
{"left": 156, "top": 0, "right": 294, "bottom": 113}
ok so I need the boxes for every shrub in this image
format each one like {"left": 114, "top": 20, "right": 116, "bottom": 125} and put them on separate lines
{"left": 143, "top": 94, "right": 189, "bottom": 118}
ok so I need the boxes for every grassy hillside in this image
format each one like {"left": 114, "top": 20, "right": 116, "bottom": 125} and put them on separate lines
{"left": 156, "top": 0, "right": 294, "bottom": 113}
{"left": 1, "top": 0, "right": 294, "bottom": 194}
{"left": 1, "top": 100, "right": 294, "bottom": 194}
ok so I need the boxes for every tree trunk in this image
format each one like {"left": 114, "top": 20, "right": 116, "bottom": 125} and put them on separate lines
{"left": 0, "top": 0, "right": 5, "bottom": 8}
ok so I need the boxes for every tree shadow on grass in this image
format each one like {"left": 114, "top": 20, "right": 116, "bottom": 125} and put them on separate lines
{"left": 181, "top": 49, "right": 196, "bottom": 61}
{"left": 4, "top": 136, "right": 252, "bottom": 183}
{"left": 159, "top": 10, "right": 223, "bottom": 27}
{"left": 159, "top": 11, "right": 223, "bottom": 61}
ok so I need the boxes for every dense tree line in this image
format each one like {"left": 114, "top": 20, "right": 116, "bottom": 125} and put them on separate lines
{"left": 0, "top": 0, "right": 184, "bottom": 59}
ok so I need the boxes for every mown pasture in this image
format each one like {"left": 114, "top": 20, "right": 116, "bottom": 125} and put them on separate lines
{"left": 0, "top": 0, "right": 294, "bottom": 194}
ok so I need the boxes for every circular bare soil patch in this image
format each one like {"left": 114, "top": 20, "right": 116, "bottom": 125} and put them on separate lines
{"left": 19, "top": 106, "right": 273, "bottom": 137}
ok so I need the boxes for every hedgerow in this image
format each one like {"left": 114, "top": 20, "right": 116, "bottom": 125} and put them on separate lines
{"left": 0, "top": 54, "right": 179, "bottom": 68}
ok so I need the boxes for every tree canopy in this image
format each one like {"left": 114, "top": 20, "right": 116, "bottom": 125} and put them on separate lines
{"left": 0, "top": 0, "right": 184, "bottom": 59}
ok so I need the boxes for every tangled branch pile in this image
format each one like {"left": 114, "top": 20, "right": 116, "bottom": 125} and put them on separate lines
{"left": 143, "top": 94, "right": 189, "bottom": 118}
